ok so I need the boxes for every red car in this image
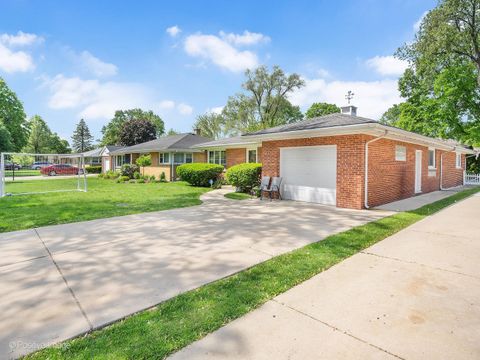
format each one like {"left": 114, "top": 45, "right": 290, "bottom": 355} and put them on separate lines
{"left": 41, "top": 164, "right": 84, "bottom": 176}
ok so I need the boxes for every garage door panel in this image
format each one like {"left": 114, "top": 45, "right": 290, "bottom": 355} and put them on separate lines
{"left": 280, "top": 146, "right": 337, "bottom": 205}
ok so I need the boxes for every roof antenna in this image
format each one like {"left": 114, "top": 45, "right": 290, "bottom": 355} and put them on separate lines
{"left": 345, "top": 90, "right": 354, "bottom": 105}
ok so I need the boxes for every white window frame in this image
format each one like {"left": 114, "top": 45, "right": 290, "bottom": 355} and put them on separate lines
{"left": 456, "top": 153, "right": 462, "bottom": 169}
{"left": 428, "top": 148, "right": 436, "bottom": 169}
{"left": 208, "top": 150, "right": 226, "bottom": 166}
{"left": 159, "top": 152, "right": 170, "bottom": 164}
{"left": 246, "top": 147, "right": 258, "bottom": 163}
{"left": 395, "top": 145, "right": 406, "bottom": 162}
{"left": 185, "top": 153, "right": 193, "bottom": 163}
{"left": 116, "top": 155, "right": 126, "bottom": 167}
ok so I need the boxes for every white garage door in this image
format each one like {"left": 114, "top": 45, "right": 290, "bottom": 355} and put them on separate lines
{"left": 280, "top": 145, "right": 337, "bottom": 205}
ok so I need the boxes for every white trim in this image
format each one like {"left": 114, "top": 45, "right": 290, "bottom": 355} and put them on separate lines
{"left": 415, "top": 150, "right": 422, "bottom": 193}
{"left": 207, "top": 150, "right": 226, "bottom": 166}
{"left": 245, "top": 146, "right": 258, "bottom": 163}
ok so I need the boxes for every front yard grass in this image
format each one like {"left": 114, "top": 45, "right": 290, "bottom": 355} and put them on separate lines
{"left": 224, "top": 191, "right": 252, "bottom": 200}
{"left": 26, "top": 186, "right": 480, "bottom": 360}
{"left": 0, "top": 178, "right": 210, "bottom": 233}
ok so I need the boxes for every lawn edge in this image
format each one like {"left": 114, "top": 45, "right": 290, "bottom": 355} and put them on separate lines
{"left": 25, "top": 186, "right": 480, "bottom": 359}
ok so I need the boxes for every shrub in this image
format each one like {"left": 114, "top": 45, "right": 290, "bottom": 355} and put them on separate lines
{"left": 129, "top": 179, "right": 136, "bottom": 183}
{"left": 120, "top": 164, "right": 139, "bottom": 179}
{"left": 176, "top": 163, "right": 224, "bottom": 187}
{"left": 104, "top": 170, "right": 119, "bottom": 179}
{"left": 119, "top": 175, "right": 130, "bottom": 182}
{"left": 137, "top": 178, "right": 146, "bottom": 184}
{"left": 133, "top": 171, "right": 141, "bottom": 179}
{"left": 149, "top": 175, "right": 156, "bottom": 181}
{"left": 225, "top": 163, "right": 262, "bottom": 193}
{"left": 86, "top": 166, "right": 102, "bottom": 174}
{"left": 97, "top": 173, "right": 104, "bottom": 179}
{"left": 159, "top": 172, "right": 166, "bottom": 182}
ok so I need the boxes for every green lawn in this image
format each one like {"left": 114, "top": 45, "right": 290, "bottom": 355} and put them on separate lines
{"left": 0, "top": 178, "right": 210, "bottom": 233}
{"left": 224, "top": 191, "right": 252, "bottom": 200}
{"left": 4, "top": 169, "right": 41, "bottom": 177}
{"left": 26, "top": 186, "right": 480, "bottom": 360}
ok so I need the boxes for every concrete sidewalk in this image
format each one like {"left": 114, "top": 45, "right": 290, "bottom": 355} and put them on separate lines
{"left": 171, "top": 193, "right": 480, "bottom": 360}
{"left": 0, "top": 188, "right": 389, "bottom": 359}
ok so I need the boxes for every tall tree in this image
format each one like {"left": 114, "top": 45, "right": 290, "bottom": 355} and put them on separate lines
{"left": 379, "top": 104, "right": 402, "bottom": 126}
{"left": 71, "top": 119, "right": 94, "bottom": 152}
{"left": 305, "top": 102, "right": 340, "bottom": 119}
{"left": 101, "top": 109, "right": 164, "bottom": 145}
{"left": 0, "top": 77, "right": 28, "bottom": 151}
{"left": 223, "top": 65, "right": 305, "bottom": 134}
{"left": 24, "top": 115, "right": 52, "bottom": 153}
{"left": 49, "top": 133, "right": 71, "bottom": 154}
{"left": 166, "top": 128, "right": 180, "bottom": 136}
{"left": 193, "top": 112, "right": 227, "bottom": 139}
{"left": 0, "top": 122, "right": 14, "bottom": 153}
{"left": 119, "top": 118, "right": 157, "bottom": 146}
{"left": 395, "top": 0, "right": 480, "bottom": 145}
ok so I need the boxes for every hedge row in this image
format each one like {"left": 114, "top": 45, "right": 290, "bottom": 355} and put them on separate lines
{"left": 176, "top": 163, "right": 224, "bottom": 187}
{"left": 225, "top": 163, "right": 262, "bottom": 192}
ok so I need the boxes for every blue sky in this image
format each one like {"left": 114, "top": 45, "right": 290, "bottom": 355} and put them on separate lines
{"left": 0, "top": 0, "right": 435, "bottom": 143}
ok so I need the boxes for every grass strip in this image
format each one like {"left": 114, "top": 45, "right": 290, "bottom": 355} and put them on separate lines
{"left": 27, "top": 187, "right": 480, "bottom": 360}
{"left": 224, "top": 192, "right": 252, "bottom": 200}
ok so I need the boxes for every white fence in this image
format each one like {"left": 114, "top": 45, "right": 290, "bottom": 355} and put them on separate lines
{"left": 464, "top": 172, "right": 480, "bottom": 185}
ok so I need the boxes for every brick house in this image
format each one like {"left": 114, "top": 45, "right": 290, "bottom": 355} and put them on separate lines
{"left": 107, "top": 133, "right": 212, "bottom": 181}
{"left": 194, "top": 106, "right": 475, "bottom": 209}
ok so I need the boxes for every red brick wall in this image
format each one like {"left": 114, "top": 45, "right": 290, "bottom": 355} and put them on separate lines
{"left": 261, "top": 135, "right": 367, "bottom": 209}
{"left": 441, "top": 152, "right": 465, "bottom": 189}
{"left": 257, "top": 147, "right": 263, "bottom": 163}
{"left": 226, "top": 148, "right": 246, "bottom": 168}
{"left": 367, "top": 139, "right": 465, "bottom": 207}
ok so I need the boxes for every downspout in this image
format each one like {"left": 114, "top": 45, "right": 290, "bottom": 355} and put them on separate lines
{"left": 440, "top": 146, "right": 456, "bottom": 190}
{"left": 364, "top": 130, "right": 388, "bottom": 209}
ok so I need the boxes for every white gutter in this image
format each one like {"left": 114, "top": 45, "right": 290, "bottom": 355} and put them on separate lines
{"left": 364, "top": 130, "right": 388, "bottom": 209}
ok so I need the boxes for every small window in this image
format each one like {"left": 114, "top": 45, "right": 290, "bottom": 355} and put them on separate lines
{"left": 428, "top": 149, "right": 436, "bottom": 168}
{"left": 159, "top": 153, "right": 170, "bottom": 164}
{"left": 395, "top": 145, "right": 406, "bottom": 161}
{"left": 185, "top": 153, "right": 193, "bottom": 163}
{"left": 456, "top": 153, "right": 462, "bottom": 168}
{"left": 247, "top": 149, "right": 257, "bottom": 163}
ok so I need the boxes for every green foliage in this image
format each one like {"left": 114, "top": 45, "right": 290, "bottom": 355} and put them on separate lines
{"left": 176, "top": 163, "right": 224, "bottom": 187}
{"left": 137, "top": 178, "right": 146, "bottom": 184}
{"left": 223, "top": 65, "right": 305, "bottom": 134}
{"left": 101, "top": 109, "right": 165, "bottom": 145}
{"left": 23, "top": 115, "right": 52, "bottom": 153}
{"left": 71, "top": 119, "right": 94, "bottom": 152}
{"left": 379, "top": 104, "right": 402, "bottom": 126}
{"left": 120, "top": 163, "right": 139, "bottom": 179}
{"left": 0, "top": 77, "right": 27, "bottom": 151}
{"left": 119, "top": 176, "right": 130, "bottom": 182}
{"left": 305, "top": 102, "right": 340, "bottom": 119}
{"left": 166, "top": 128, "right": 180, "bottom": 135}
{"left": 225, "top": 163, "right": 262, "bottom": 192}
{"left": 394, "top": 0, "right": 480, "bottom": 146}
{"left": 103, "top": 170, "right": 120, "bottom": 179}
{"left": 11, "top": 154, "right": 34, "bottom": 167}
{"left": 159, "top": 172, "right": 166, "bottom": 182}
{"left": 193, "top": 112, "right": 226, "bottom": 139}
{"left": 135, "top": 154, "right": 152, "bottom": 175}
{"left": 0, "top": 122, "right": 14, "bottom": 152}
{"left": 86, "top": 166, "right": 102, "bottom": 174}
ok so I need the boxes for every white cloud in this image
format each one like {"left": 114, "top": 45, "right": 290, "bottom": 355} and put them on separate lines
{"left": 0, "top": 43, "right": 35, "bottom": 73}
{"left": 43, "top": 74, "right": 152, "bottom": 119}
{"left": 184, "top": 33, "right": 259, "bottom": 72}
{"left": 177, "top": 103, "right": 193, "bottom": 115}
{"left": 365, "top": 55, "right": 408, "bottom": 76}
{"left": 166, "top": 25, "right": 181, "bottom": 37}
{"left": 413, "top": 11, "right": 428, "bottom": 32}
{"left": 219, "top": 30, "right": 270, "bottom": 46}
{"left": 0, "top": 31, "right": 43, "bottom": 46}
{"left": 207, "top": 106, "right": 223, "bottom": 114}
{"left": 159, "top": 100, "right": 176, "bottom": 109}
{"left": 289, "top": 76, "right": 401, "bottom": 120}
{"left": 79, "top": 51, "right": 118, "bottom": 77}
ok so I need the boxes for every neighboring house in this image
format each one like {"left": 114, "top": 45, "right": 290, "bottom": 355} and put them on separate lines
{"left": 107, "top": 133, "right": 212, "bottom": 180}
{"left": 82, "top": 146, "right": 124, "bottom": 169}
{"left": 194, "top": 105, "right": 475, "bottom": 209}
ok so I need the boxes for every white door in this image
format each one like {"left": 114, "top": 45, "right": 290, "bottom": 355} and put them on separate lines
{"left": 104, "top": 159, "right": 110, "bottom": 173}
{"left": 280, "top": 145, "right": 337, "bottom": 205}
{"left": 415, "top": 150, "right": 422, "bottom": 193}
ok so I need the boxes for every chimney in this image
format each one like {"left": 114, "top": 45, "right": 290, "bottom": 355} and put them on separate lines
{"left": 194, "top": 128, "right": 201, "bottom": 136}
{"left": 340, "top": 105, "right": 357, "bottom": 116}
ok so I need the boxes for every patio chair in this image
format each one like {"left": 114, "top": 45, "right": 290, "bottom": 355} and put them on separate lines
{"left": 264, "top": 176, "right": 282, "bottom": 201}
{"left": 259, "top": 176, "right": 270, "bottom": 200}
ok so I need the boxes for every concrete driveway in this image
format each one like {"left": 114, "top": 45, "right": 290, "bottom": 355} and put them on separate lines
{"left": 171, "top": 192, "right": 480, "bottom": 360}
{"left": 0, "top": 188, "right": 388, "bottom": 359}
